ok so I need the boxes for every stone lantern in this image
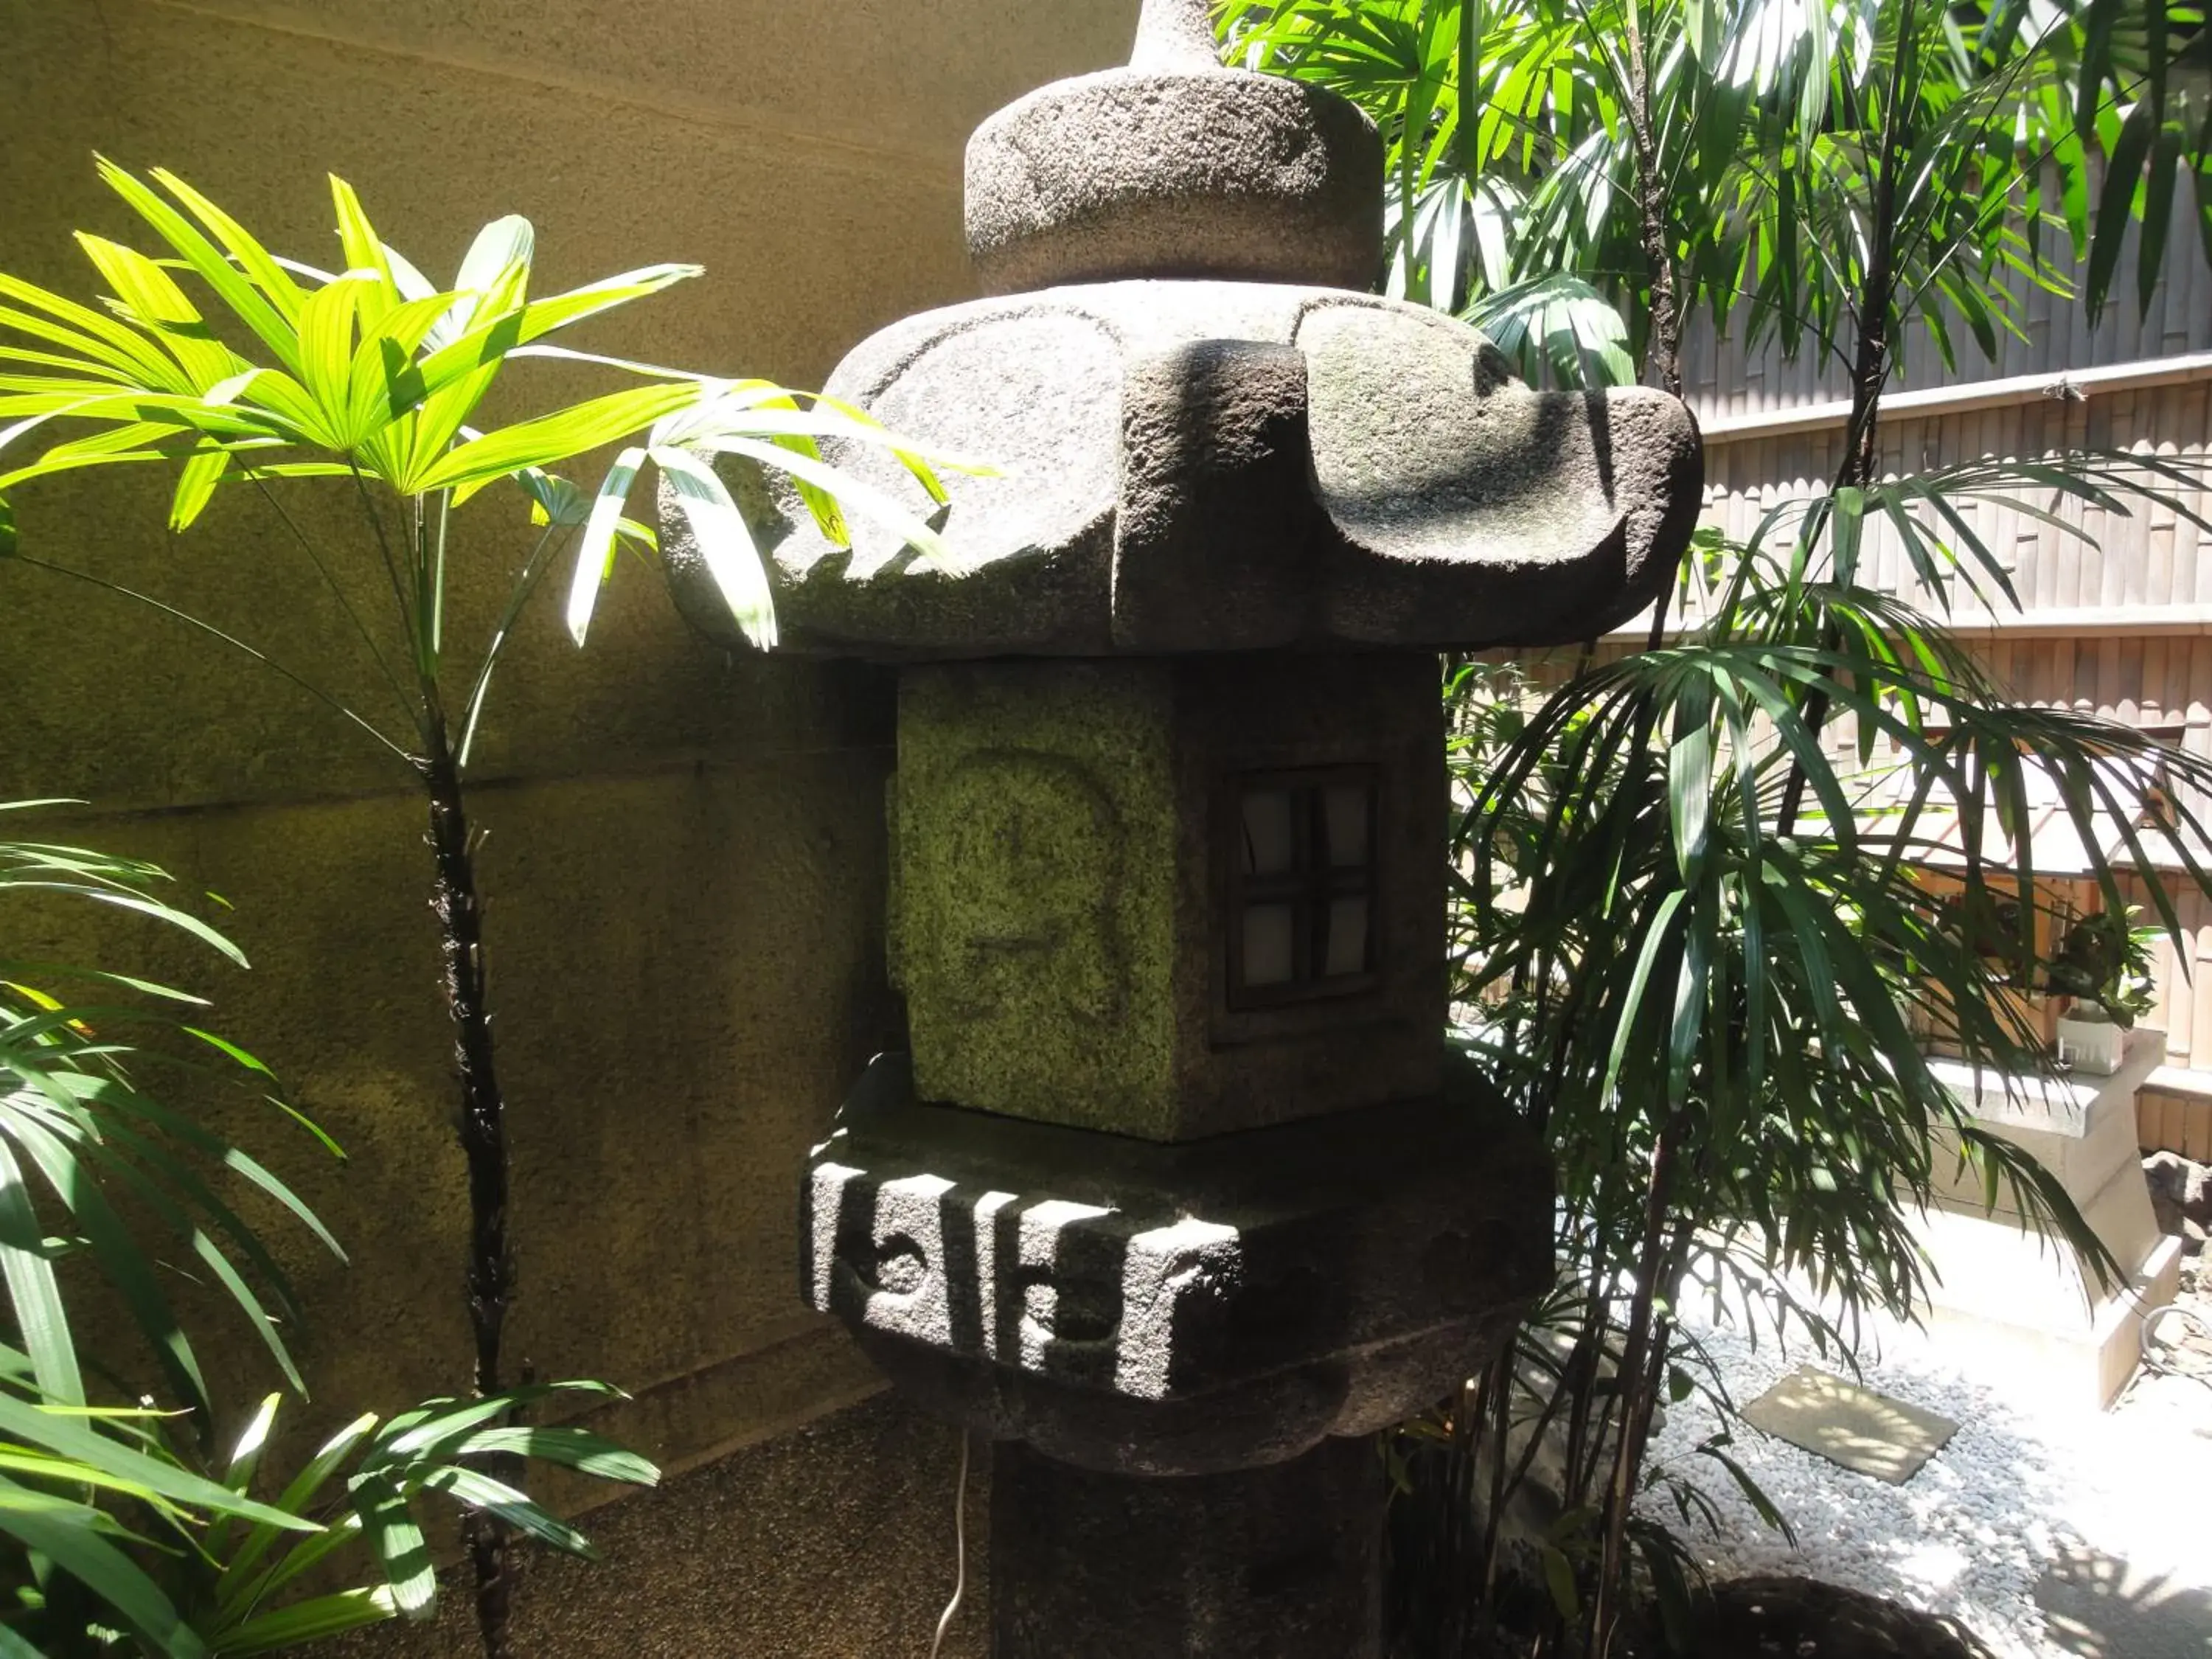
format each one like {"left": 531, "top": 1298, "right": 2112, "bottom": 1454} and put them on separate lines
{"left": 666, "top": 1, "right": 1701, "bottom": 1651}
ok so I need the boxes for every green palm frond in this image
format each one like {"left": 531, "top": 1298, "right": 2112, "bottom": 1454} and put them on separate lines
{"left": 1225, "top": 0, "right": 2208, "bottom": 378}
{"left": 0, "top": 162, "right": 977, "bottom": 695}
{"left": 0, "top": 164, "right": 921, "bottom": 1656}
{"left": 1465, "top": 273, "right": 1638, "bottom": 386}
{"left": 187, "top": 1382, "right": 655, "bottom": 1650}
{"left": 1, "top": 810, "right": 343, "bottom": 1422}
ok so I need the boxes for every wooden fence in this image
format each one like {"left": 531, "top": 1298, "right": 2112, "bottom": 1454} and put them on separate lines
{"left": 1658, "top": 208, "right": 2212, "bottom": 1156}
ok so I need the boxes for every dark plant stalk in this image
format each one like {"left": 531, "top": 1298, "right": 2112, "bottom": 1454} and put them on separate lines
{"left": 1587, "top": 1121, "right": 1680, "bottom": 1653}
{"left": 1581, "top": 24, "right": 1923, "bottom": 1630}
{"left": 1472, "top": 1363, "right": 1506, "bottom": 1648}
{"left": 1562, "top": 1253, "right": 1623, "bottom": 1515}
{"left": 1621, "top": 0, "right": 1686, "bottom": 663}
{"left": 1464, "top": 1343, "right": 1517, "bottom": 1649}
{"left": 422, "top": 772, "right": 504, "bottom": 1303}
{"left": 1836, "top": 2, "right": 1916, "bottom": 498}
{"left": 415, "top": 712, "right": 517, "bottom": 1659}
{"left": 1440, "top": 1367, "right": 1487, "bottom": 1656}
{"left": 1776, "top": 0, "right": 1921, "bottom": 838}
{"left": 405, "top": 490, "right": 517, "bottom": 1659}
{"left": 1554, "top": 1222, "right": 1608, "bottom": 1508}
{"left": 1618, "top": 0, "right": 1686, "bottom": 401}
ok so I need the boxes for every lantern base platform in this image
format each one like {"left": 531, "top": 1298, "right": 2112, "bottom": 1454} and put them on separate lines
{"left": 805, "top": 1051, "right": 1551, "bottom": 1475}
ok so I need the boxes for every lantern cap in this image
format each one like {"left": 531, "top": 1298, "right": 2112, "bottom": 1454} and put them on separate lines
{"left": 963, "top": 0, "right": 1385, "bottom": 295}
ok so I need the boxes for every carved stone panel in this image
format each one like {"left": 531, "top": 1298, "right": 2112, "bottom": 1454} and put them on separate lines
{"left": 891, "top": 660, "right": 1180, "bottom": 1135}
{"left": 801, "top": 1054, "right": 1551, "bottom": 1474}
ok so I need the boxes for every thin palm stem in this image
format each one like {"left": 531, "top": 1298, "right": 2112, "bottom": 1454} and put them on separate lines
{"left": 15, "top": 554, "right": 412, "bottom": 762}
{"left": 243, "top": 469, "right": 415, "bottom": 720}
{"left": 345, "top": 461, "right": 420, "bottom": 676}
{"left": 456, "top": 522, "right": 571, "bottom": 768}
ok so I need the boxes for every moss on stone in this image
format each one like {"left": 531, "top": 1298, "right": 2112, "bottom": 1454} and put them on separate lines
{"left": 894, "top": 661, "right": 1180, "bottom": 1136}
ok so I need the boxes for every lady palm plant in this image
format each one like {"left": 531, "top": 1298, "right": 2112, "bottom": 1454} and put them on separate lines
{"left": 0, "top": 1371, "right": 659, "bottom": 1658}
{"left": 1446, "top": 536, "right": 2211, "bottom": 1653}
{"left": 0, "top": 805, "right": 335, "bottom": 1424}
{"left": 1224, "top": 1, "right": 2212, "bottom": 1653}
{"left": 0, "top": 161, "right": 970, "bottom": 1655}
{"left": 1225, "top": 0, "right": 2209, "bottom": 391}
{"left": 0, "top": 806, "right": 659, "bottom": 1657}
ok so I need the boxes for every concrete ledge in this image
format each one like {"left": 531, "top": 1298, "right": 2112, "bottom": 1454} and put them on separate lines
{"left": 1909, "top": 1212, "right": 2184, "bottom": 1408}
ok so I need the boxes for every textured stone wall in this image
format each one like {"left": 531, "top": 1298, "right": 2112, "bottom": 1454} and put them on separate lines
{"left": 333, "top": 1394, "right": 991, "bottom": 1659}
{"left": 0, "top": 0, "right": 1132, "bottom": 1649}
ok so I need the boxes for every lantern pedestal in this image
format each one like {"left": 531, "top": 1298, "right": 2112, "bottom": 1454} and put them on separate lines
{"left": 805, "top": 1056, "right": 1550, "bottom": 1655}
{"left": 1917, "top": 1029, "right": 2179, "bottom": 1406}
{"left": 990, "top": 1437, "right": 1383, "bottom": 1659}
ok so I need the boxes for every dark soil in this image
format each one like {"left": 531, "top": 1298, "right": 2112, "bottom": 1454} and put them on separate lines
{"left": 1390, "top": 1571, "right": 1995, "bottom": 1658}
{"left": 1690, "top": 1575, "right": 1994, "bottom": 1658}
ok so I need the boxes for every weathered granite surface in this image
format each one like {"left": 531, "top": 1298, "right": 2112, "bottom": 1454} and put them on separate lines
{"left": 965, "top": 71, "right": 1382, "bottom": 296}
{"left": 803, "top": 1052, "right": 1551, "bottom": 1475}
{"left": 663, "top": 282, "right": 1701, "bottom": 658}
{"left": 717, "top": 0, "right": 1680, "bottom": 1645}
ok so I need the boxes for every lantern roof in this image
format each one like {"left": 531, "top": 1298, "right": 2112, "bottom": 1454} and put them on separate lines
{"left": 663, "top": 0, "right": 1707, "bottom": 660}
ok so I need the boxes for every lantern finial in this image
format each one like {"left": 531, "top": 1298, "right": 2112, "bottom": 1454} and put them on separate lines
{"left": 1130, "top": 0, "right": 1222, "bottom": 71}
{"left": 962, "top": 0, "right": 1384, "bottom": 293}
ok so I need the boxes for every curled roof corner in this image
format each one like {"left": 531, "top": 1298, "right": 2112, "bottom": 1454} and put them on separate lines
{"left": 662, "top": 0, "right": 1708, "bottom": 664}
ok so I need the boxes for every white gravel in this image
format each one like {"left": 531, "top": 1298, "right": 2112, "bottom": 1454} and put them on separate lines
{"left": 1640, "top": 1282, "right": 2212, "bottom": 1658}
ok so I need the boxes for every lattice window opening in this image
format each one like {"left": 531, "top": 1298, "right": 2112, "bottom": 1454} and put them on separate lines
{"left": 1227, "top": 770, "right": 1380, "bottom": 1006}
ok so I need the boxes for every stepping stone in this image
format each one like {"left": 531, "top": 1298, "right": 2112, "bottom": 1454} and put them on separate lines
{"left": 1740, "top": 1365, "right": 1959, "bottom": 1484}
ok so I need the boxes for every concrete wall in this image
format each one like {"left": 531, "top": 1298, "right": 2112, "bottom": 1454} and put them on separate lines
{"left": 0, "top": 0, "right": 1134, "bottom": 1649}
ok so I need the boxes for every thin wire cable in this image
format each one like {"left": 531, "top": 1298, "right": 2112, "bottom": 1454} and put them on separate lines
{"left": 928, "top": 1429, "right": 971, "bottom": 1659}
{"left": 15, "top": 554, "right": 414, "bottom": 762}
{"left": 2140, "top": 1301, "right": 2212, "bottom": 1392}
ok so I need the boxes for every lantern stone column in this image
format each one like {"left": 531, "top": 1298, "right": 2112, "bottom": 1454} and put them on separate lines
{"left": 665, "top": 1, "right": 1703, "bottom": 1650}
